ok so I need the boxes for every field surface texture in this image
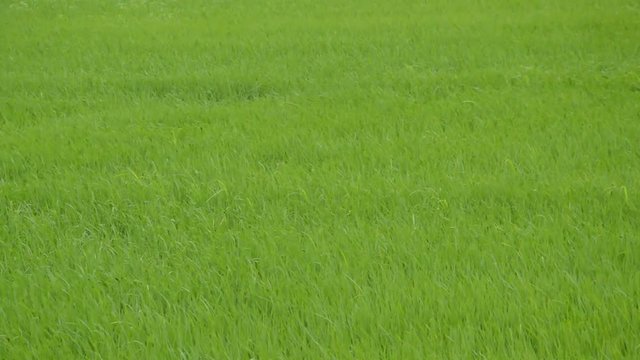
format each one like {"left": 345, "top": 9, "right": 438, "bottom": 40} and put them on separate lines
{"left": 1, "top": 0, "right": 639, "bottom": 358}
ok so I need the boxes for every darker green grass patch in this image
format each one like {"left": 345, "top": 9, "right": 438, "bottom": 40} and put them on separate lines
{"left": 114, "top": 76, "right": 281, "bottom": 103}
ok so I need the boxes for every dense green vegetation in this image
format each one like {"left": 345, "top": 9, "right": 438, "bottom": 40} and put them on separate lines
{"left": 1, "top": 0, "right": 639, "bottom": 358}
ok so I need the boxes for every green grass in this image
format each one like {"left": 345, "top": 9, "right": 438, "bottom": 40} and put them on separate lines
{"left": 1, "top": 0, "right": 639, "bottom": 358}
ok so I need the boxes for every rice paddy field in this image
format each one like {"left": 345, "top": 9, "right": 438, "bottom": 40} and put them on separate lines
{"left": 1, "top": 0, "right": 639, "bottom": 358}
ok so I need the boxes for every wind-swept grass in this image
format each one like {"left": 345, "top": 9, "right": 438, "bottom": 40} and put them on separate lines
{"left": 1, "top": 0, "right": 639, "bottom": 358}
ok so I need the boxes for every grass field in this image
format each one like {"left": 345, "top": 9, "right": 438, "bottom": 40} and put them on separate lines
{"left": 1, "top": 0, "right": 639, "bottom": 358}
